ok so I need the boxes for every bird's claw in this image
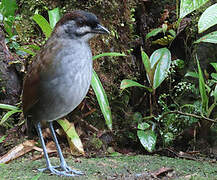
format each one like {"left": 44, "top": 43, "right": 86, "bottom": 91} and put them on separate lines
{"left": 38, "top": 165, "right": 83, "bottom": 176}
{"left": 61, "top": 165, "right": 84, "bottom": 175}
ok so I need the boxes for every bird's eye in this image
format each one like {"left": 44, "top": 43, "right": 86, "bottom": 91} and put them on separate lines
{"left": 77, "top": 19, "right": 85, "bottom": 27}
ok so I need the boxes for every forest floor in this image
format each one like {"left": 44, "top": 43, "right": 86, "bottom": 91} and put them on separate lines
{"left": 1, "top": 154, "right": 217, "bottom": 180}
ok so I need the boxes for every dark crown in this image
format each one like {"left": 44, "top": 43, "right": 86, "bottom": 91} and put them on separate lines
{"left": 55, "top": 10, "right": 99, "bottom": 29}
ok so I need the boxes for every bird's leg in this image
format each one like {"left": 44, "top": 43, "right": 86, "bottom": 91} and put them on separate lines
{"left": 35, "top": 121, "right": 77, "bottom": 176}
{"left": 48, "top": 121, "right": 84, "bottom": 175}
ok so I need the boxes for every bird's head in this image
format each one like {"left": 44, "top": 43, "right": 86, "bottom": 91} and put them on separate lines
{"left": 53, "top": 10, "right": 109, "bottom": 41}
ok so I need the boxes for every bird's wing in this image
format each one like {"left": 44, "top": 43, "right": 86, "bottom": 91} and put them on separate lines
{"left": 22, "top": 40, "right": 61, "bottom": 115}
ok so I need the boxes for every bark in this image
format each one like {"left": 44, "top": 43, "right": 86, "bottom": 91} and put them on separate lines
{"left": 0, "top": 28, "right": 21, "bottom": 105}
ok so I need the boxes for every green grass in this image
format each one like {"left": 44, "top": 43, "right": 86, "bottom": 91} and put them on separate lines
{"left": 0, "top": 155, "right": 217, "bottom": 179}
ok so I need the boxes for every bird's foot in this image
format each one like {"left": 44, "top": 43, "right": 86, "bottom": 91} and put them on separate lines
{"left": 60, "top": 164, "right": 84, "bottom": 175}
{"left": 38, "top": 165, "right": 83, "bottom": 176}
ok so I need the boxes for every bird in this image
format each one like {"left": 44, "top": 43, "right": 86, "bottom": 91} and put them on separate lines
{"left": 22, "top": 10, "right": 109, "bottom": 176}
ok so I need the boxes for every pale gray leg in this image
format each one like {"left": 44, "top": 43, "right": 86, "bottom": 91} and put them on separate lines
{"left": 48, "top": 121, "right": 84, "bottom": 175}
{"left": 35, "top": 121, "right": 80, "bottom": 176}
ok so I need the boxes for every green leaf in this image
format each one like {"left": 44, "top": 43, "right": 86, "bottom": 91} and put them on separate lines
{"left": 0, "top": 109, "right": 22, "bottom": 125}
{"left": 145, "top": 28, "right": 163, "bottom": 40}
{"left": 197, "top": 58, "right": 208, "bottom": 112}
{"left": 168, "top": 29, "right": 176, "bottom": 37}
{"left": 141, "top": 48, "right": 151, "bottom": 74}
{"left": 211, "top": 73, "right": 217, "bottom": 81}
{"left": 32, "top": 14, "right": 52, "bottom": 38}
{"left": 179, "top": 0, "right": 209, "bottom": 18}
{"left": 185, "top": 71, "right": 199, "bottom": 78}
{"left": 18, "top": 44, "right": 41, "bottom": 56}
{"left": 120, "top": 79, "right": 152, "bottom": 92}
{"left": 194, "top": 31, "right": 217, "bottom": 44}
{"left": 0, "top": 0, "right": 17, "bottom": 17}
{"left": 57, "top": 119, "right": 84, "bottom": 155}
{"left": 137, "top": 130, "right": 157, "bottom": 152}
{"left": 173, "top": 59, "right": 185, "bottom": 69}
{"left": 18, "top": 47, "right": 36, "bottom": 56}
{"left": 23, "top": 44, "right": 41, "bottom": 51}
{"left": 211, "top": 84, "right": 217, "bottom": 102}
{"left": 198, "top": 3, "right": 217, "bottom": 33}
{"left": 150, "top": 48, "right": 171, "bottom": 89}
{"left": 91, "top": 70, "right": 112, "bottom": 130}
{"left": 0, "top": 103, "right": 20, "bottom": 111}
{"left": 0, "top": 135, "right": 6, "bottom": 143}
{"left": 92, "top": 52, "right": 126, "bottom": 61}
{"left": 211, "top": 63, "right": 217, "bottom": 72}
{"left": 138, "top": 122, "right": 150, "bottom": 131}
{"left": 48, "top": 8, "right": 61, "bottom": 29}
{"left": 152, "top": 35, "right": 175, "bottom": 46}
{"left": 4, "top": 16, "right": 14, "bottom": 37}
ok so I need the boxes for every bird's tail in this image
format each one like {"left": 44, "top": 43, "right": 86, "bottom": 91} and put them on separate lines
{"left": 25, "top": 115, "right": 37, "bottom": 138}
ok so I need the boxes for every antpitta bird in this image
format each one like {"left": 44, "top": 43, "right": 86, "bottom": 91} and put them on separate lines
{"left": 22, "top": 10, "right": 109, "bottom": 176}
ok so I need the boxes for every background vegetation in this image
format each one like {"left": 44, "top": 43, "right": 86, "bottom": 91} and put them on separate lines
{"left": 0, "top": 0, "right": 217, "bottom": 164}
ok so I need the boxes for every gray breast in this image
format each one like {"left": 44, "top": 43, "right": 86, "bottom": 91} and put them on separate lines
{"left": 34, "top": 41, "right": 93, "bottom": 122}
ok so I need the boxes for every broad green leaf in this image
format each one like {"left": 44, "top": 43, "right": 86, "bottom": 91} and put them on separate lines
{"left": 194, "top": 31, "right": 217, "bottom": 44}
{"left": 141, "top": 48, "right": 151, "bottom": 74}
{"left": 0, "top": 0, "right": 17, "bottom": 17}
{"left": 211, "top": 63, "right": 217, "bottom": 72}
{"left": 57, "top": 119, "right": 84, "bottom": 155}
{"left": 145, "top": 28, "right": 163, "bottom": 40}
{"left": 48, "top": 8, "right": 61, "bottom": 29}
{"left": 150, "top": 48, "right": 171, "bottom": 89}
{"left": 0, "top": 109, "right": 22, "bottom": 125}
{"left": 32, "top": 14, "right": 52, "bottom": 38}
{"left": 138, "top": 122, "right": 150, "bottom": 131}
{"left": 197, "top": 59, "right": 208, "bottom": 112}
{"left": 198, "top": 3, "right": 217, "bottom": 33}
{"left": 185, "top": 71, "right": 199, "bottom": 78}
{"left": 0, "top": 103, "right": 20, "bottom": 111}
{"left": 91, "top": 70, "right": 112, "bottom": 130}
{"left": 179, "top": 0, "right": 209, "bottom": 18}
{"left": 137, "top": 130, "right": 157, "bottom": 152}
{"left": 93, "top": 52, "right": 126, "bottom": 60}
{"left": 120, "top": 79, "right": 152, "bottom": 92}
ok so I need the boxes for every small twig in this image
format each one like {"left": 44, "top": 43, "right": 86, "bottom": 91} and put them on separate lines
{"left": 75, "top": 115, "right": 99, "bottom": 133}
{"left": 82, "top": 108, "right": 96, "bottom": 118}
{"left": 159, "top": 111, "right": 217, "bottom": 123}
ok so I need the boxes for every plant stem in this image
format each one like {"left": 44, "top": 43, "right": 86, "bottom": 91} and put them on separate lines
{"left": 159, "top": 111, "right": 217, "bottom": 123}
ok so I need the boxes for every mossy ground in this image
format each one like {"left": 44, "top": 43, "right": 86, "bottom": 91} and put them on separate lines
{"left": 1, "top": 155, "right": 217, "bottom": 179}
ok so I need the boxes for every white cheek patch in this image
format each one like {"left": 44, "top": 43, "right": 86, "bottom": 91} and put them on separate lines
{"left": 76, "top": 26, "right": 92, "bottom": 35}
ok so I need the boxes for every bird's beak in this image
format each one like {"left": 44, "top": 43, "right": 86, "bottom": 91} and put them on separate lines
{"left": 93, "top": 24, "right": 110, "bottom": 34}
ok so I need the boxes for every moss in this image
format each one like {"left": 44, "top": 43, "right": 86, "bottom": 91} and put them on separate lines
{"left": 89, "top": 137, "right": 103, "bottom": 150}
{"left": 1, "top": 155, "right": 217, "bottom": 179}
